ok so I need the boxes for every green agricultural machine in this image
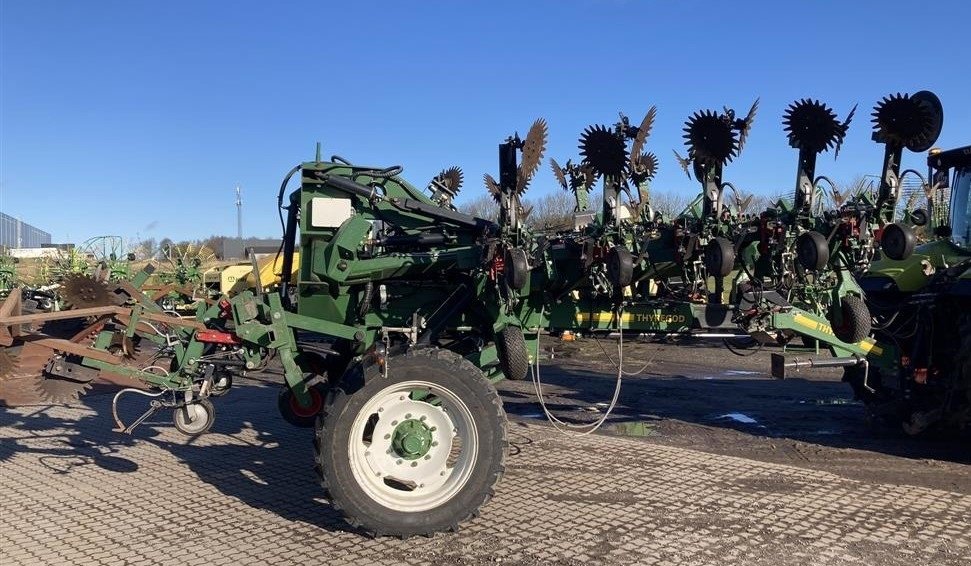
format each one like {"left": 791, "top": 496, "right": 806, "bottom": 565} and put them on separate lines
{"left": 761, "top": 92, "right": 971, "bottom": 433}
{"left": 0, "top": 89, "right": 963, "bottom": 540}
{"left": 851, "top": 144, "right": 971, "bottom": 433}
{"left": 0, "top": 125, "right": 550, "bottom": 536}
{"left": 538, "top": 103, "right": 760, "bottom": 337}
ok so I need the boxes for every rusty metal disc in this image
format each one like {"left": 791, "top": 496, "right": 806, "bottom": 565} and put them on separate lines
{"left": 430, "top": 166, "right": 464, "bottom": 202}
{"left": 61, "top": 274, "right": 115, "bottom": 309}
{"left": 738, "top": 98, "right": 759, "bottom": 152}
{"left": 484, "top": 173, "right": 501, "bottom": 203}
{"left": 550, "top": 158, "right": 569, "bottom": 191}
{"left": 517, "top": 118, "right": 548, "bottom": 194}
{"left": 629, "top": 106, "right": 657, "bottom": 165}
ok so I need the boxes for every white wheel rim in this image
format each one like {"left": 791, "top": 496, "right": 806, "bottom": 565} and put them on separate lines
{"left": 348, "top": 380, "right": 478, "bottom": 512}
{"left": 177, "top": 404, "right": 209, "bottom": 434}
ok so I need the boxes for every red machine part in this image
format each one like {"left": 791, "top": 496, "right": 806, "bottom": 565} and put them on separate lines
{"left": 488, "top": 254, "right": 505, "bottom": 282}
{"left": 196, "top": 330, "right": 242, "bottom": 345}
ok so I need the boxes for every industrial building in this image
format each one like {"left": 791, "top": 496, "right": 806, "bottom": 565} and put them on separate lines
{"left": 0, "top": 212, "right": 52, "bottom": 250}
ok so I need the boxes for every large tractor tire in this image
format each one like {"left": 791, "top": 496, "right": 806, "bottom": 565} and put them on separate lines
{"left": 314, "top": 348, "right": 507, "bottom": 537}
{"left": 495, "top": 325, "right": 529, "bottom": 381}
{"left": 830, "top": 295, "right": 872, "bottom": 344}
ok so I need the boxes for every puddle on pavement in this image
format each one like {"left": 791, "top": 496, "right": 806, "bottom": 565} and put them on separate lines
{"left": 612, "top": 421, "right": 657, "bottom": 437}
{"left": 517, "top": 413, "right": 545, "bottom": 419}
{"left": 716, "top": 412, "right": 759, "bottom": 424}
{"left": 799, "top": 398, "right": 861, "bottom": 406}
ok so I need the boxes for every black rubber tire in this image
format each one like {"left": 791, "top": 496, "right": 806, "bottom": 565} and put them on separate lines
{"left": 495, "top": 326, "right": 529, "bottom": 381}
{"left": 830, "top": 295, "right": 872, "bottom": 344}
{"left": 909, "top": 208, "right": 929, "bottom": 227}
{"left": 504, "top": 248, "right": 528, "bottom": 290}
{"left": 607, "top": 245, "right": 634, "bottom": 288}
{"left": 704, "top": 237, "right": 735, "bottom": 278}
{"left": 278, "top": 382, "right": 328, "bottom": 428}
{"left": 881, "top": 223, "right": 916, "bottom": 261}
{"left": 314, "top": 347, "right": 507, "bottom": 537}
{"left": 172, "top": 399, "right": 215, "bottom": 437}
{"left": 796, "top": 231, "right": 829, "bottom": 272}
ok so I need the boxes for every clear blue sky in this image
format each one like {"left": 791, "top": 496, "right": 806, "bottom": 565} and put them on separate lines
{"left": 2, "top": 0, "right": 968, "bottom": 245}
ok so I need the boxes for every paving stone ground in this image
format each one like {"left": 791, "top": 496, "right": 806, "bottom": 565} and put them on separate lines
{"left": 1, "top": 381, "right": 969, "bottom": 566}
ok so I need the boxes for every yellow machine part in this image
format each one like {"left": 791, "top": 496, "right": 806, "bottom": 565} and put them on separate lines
{"left": 219, "top": 253, "right": 299, "bottom": 296}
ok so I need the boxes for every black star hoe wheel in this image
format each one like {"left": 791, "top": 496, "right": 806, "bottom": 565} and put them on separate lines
{"left": 314, "top": 347, "right": 507, "bottom": 537}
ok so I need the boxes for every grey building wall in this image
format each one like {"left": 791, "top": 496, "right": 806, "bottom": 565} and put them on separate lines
{"left": 0, "top": 212, "right": 52, "bottom": 249}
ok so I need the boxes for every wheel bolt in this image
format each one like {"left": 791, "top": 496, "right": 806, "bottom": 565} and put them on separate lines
{"left": 405, "top": 413, "right": 411, "bottom": 419}
{"left": 384, "top": 433, "right": 391, "bottom": 440}
{"left": 396, "top": 459, "right": 402, "bottom": 465}
{"left": 411, "top": 462, "right": 417, "bottom": 467}
{"left": 424, "top": 455, "right": 431, "bottom": 460}
{"left": 431, "top": 441, "right": 438, "bottom": 447}
{"left": 419, "top": 415, "right": 426, "bottom": 421}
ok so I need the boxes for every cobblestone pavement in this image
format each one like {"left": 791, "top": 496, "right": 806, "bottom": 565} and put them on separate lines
{"left": 1, "top": 382, "right": 969, "bottom": 566}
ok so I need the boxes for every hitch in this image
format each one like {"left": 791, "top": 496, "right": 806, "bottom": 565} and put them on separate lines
{"left": 770, "top": 352, "right": 866, "bottom": 380}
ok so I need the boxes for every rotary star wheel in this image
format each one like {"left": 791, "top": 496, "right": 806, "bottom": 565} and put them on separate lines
{"left": 61, "top": 274, "right": 114, "bottom": 309}
{"left": 550, "top": 158, "right": 569, "bottom": 191}
{"left": 516, "top": 118, "right": 548, "bottom": 193}
{"left": 630, "top": 152, "right": 658, "bottom": 185}
{"left": 683, "top": 110, "right": 738, "bottom": 167}
{"left": 783, "top": 99, "right": 855, "bottom": 156}
{"left": 34, "top": 372, "right": 94, "bottom": 403}
{"left": 428, "top": 166, "right": 464, "bottom": 205}
{"left": 579, "top": 124, "right": 628, "bottom": 178}
{"left": 628, "top": 106, "right": 658, "bottom": 167}
{"left": 484, "top": 173, "right": 501, "bottom": 203}
{"left": 872, "top": 91, "right": 942, "bottom": 151}
{"left": 737, "top": 99, "right": 759, "bottom": 152}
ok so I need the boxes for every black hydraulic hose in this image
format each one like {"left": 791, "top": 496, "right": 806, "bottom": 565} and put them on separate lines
{"left": 277, "top": 164, "right": 302, "bottom": 235}
{"left": 275, "top": 164, "right": 302, "bottom": 306}
{"left": 279, "top": 202, "right": 300, "bottom": 305}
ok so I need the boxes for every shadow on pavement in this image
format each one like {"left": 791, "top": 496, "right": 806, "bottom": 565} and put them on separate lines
{"left": 0, "top": 384, "right": 363, "bottom": 535}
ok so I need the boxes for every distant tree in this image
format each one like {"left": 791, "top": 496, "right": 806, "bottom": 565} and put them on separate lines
{"left": 201, "top": 235, "right": 227, "bottom": 259}
{"left": 523, "top": 191, "right": 574, "bottom": 231}
{"left": 158, "top": 238, "right": 174, "bottom": 260}
{"left": 136, "top": 237, "right": 157, "bottom": 260}
{"left": 457, "top": 194, "right": 499, "bottom": 221}
{"left": 646, "top": 189, "right": 691, "bottom": 218}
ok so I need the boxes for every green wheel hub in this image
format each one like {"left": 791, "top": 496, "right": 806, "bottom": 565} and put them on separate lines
{"left": 391, "top": 418, "right": 433, "bottom": 460}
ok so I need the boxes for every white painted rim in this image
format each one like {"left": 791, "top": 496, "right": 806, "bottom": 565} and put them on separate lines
{"left": 347, "top": 380, "right": 478, "bottom": 512}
